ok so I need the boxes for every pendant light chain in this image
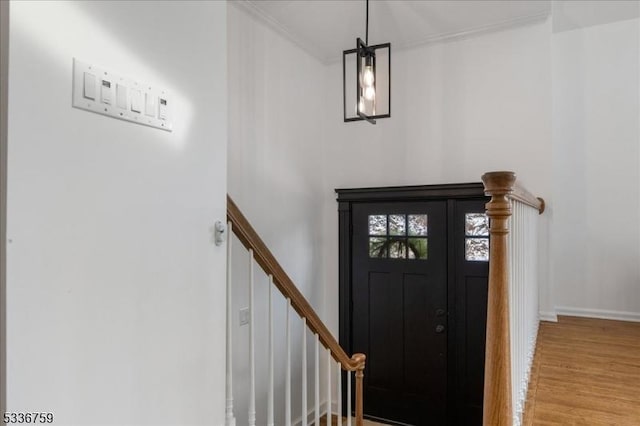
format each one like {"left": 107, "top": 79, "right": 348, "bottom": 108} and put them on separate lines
{"left": 365, "top": 0, "right": 369, "bottom": 46}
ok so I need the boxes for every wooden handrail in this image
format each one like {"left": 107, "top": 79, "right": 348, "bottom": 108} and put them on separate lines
{"left": 227, "top": 195, "right": 366, "bottom": 424}
{"left": 511, "top": 182, "right": 545, "bottom": 214}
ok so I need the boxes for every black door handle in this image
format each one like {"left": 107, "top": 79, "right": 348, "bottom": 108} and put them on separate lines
{"left": 435, "top": 325, "right": 445, "bottom": 333}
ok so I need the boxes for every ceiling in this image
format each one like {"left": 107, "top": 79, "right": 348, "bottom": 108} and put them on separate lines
{"left": 236, "top": 0, "right": 640, "bottom": 63}
{"left": 239, "top": 0, "right": 552, "bottom": 63}
{"left": 552, "top": 0, "right": 639, "bottom": 33}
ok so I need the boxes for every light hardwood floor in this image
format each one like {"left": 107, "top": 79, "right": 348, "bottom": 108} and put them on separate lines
{"left": 523, "top": 316, "right": 640, "bottom": 425}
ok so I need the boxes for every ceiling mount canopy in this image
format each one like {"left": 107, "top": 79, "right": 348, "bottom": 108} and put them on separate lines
{"left": 343, "top": 0, "right": 391, "bottom": 125}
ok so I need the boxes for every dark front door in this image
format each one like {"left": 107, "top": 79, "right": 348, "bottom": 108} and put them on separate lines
{"left": 352, "top": 201, "right": 448, "bottom": 425}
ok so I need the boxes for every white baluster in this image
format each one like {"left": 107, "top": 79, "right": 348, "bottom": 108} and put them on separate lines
{"left": 511, "top": 203, "right": 515, "bottom": 417}
{"left": 315, "top": 334, "right": 320, "bottom": 426}
{"left": 520, "top": 204, "right": 524, "bottom": 400}
{"left": 511, "top": 203, "right": 515, "bottom": 414}
{"left": 516, "top": 203, "right": 520, "bottom": 419}
{"left": 248, "top": 249, "right": 256, "bottom": 426}
{"left": 519, "top": 204, "right": 524, "bottom": 417}
{"left": 225, "top": 222, "right": 236, "bottom": 426}
{"left": 518, "top": 205, "right": 520, "bottom": 413}
{"left": 267, "top": 275, "right": 274, "bottom": 426}
{"left": 286, "top": 298, "right": 292, "bottom": 426}
{"left": 516, "top": 206, "right": 519, "bottom": 368}
{"left": 347, "top": 371, "right": 351, "bottom": 426}
{"left": 327, "top": 349, "right": 331, "bottom": 425}
{"left": 508, "top": 204, "right": 516, "bottom": 417}
{"left": 515, "top": 202, "right": 519, "bottom": 419}
{"left": 302, "top": 319, "right": 307, "bottom": 426}
{"left": 520, "top": 204, "right": 524, "bottom": 409}
{"left": 337, "top": 362, "right": 342, "bottom": 425}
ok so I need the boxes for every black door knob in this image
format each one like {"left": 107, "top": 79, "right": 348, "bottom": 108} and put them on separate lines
{"left": 435, "top": 325, "right": 445, "bottom": 333}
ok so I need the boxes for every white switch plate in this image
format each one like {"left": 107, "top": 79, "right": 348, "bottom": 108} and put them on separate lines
{"left": 72, "top": 58, "right": 172, "bottom": 132}
{"left": 239, "top": 308, "right": 250, "bottom": 326}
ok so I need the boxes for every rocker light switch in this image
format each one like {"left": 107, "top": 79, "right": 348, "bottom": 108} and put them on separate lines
{"left": 83, "top": 72, "right": 96, "bottom": 100}
{"left": 116, "top": 84, "right": 127, "bottom": 109}
{"left": 145, "top": 93, "right": 156, "bottom": 117}
{"left": 130, "top": 89, "right": 142, "bottom": 113}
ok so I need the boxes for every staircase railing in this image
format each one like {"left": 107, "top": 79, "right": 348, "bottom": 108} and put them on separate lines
{"left": 226, "top": 195, "right": 366, "bottom": 426}
{"left": 482, "top": 172, "right": 545, "bottom": 426}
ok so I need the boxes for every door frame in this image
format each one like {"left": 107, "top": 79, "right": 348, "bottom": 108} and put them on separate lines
{"left": 335, "top": 183, "right": 487, "bottom": 422}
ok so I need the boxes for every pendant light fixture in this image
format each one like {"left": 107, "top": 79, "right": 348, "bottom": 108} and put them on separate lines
{"left": 343, "top": 0, "right": 391, "bottom": 124}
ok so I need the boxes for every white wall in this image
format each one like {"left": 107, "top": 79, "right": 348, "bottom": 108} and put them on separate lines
{"left": 551, "top": 17, "right": 640, "bottom": 320}
{"left": 6, "top": 2, "right": 228, "bottom": 425}
{"left": 227, "top": 3, "right": 329, "bottom": 425}
{"left": 322, "top": 21, "right": 554, "bottom": 334}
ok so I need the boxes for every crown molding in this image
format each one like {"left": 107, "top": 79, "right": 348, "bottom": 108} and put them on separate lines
{"left": 324, "top": 11, "right": 550, "bottom": 63}
{"left": 394, "top": 11, "right": 549, "bottom": 55}
{"left": 232, "top": 0, "right": 550, "bottom": 65}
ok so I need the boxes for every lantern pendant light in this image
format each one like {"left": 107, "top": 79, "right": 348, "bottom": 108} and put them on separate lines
{"left": 343, "top": 0, "right": 391, "bottom": 124}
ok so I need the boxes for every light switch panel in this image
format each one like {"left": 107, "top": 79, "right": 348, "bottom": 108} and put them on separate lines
{"left": 72, "top": 58, "right": 172, "bottom": 131}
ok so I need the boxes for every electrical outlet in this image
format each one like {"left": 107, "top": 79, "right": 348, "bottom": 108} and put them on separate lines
{"left": 239, "top": 308, "right": 250, "bottom": 326}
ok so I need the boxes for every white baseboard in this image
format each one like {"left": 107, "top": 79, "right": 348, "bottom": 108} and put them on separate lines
{"left": 539, "top": 311, "right": 558, "bottom": 322}
{"left": 554, "top": 306, "right": 640, "bottom": 323}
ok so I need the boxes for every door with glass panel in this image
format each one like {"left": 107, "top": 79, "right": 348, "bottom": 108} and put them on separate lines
{"left": 352, "top": 201, "right": 448, "bottom": 426}
{"left": 452, "top": 199, "right": 490, "bottom": 425}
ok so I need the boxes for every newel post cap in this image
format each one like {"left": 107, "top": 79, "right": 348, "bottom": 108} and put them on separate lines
{"left": 351, "top": 353, "right": 366, "bottom": 370}
{"left": 481, "top": 171, "right": 516, "bottom": 196}
{"left": 481, "top": 171, "right": 516, "bottom": 223}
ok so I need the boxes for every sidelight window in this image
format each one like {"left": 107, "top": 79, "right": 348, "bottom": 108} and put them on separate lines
{"left": 465, "top": 213, "right": 489, "bottom": 261}
{"left": 368, "top": 214, "right": 428, "bottom": 259}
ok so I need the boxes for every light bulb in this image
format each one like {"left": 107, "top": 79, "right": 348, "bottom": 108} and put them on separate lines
{"left": 363, "top": 66, "right": 375, "bottom": 86}
{"left": 364, "top": 86, "right": 375, "bottom": 101}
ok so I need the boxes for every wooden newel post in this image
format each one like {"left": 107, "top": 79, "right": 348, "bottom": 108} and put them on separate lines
{"left": 481, "top": 171, "right": 515, "bottom": 426}
{"left": 351, "top": 353, "right": 366, "bottom": 426}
